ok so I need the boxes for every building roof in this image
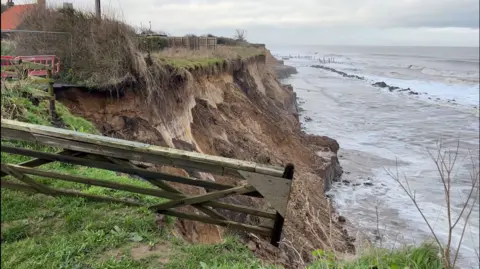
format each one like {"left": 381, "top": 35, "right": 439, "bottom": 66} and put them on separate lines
{"left": 1, "top": 4, "right": 36, "bottom": 30}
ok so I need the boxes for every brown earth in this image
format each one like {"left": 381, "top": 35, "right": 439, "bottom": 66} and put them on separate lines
{"left": 55, "top": 49, "right": 354, "bottom": 268}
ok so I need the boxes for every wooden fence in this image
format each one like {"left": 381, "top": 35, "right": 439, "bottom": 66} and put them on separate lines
{"left": 1, "top": 59, "right": 57, "bottom": 121}
{"left": 167, "top": 36, "right": 217, "bottom": 50}
{"left": 0, "top": 119, "right": 294, "bottom": 246}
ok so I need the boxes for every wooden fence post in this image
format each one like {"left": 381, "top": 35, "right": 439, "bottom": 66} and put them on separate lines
{"left": 270, "top": 163, "right": 294, "bottom": 247}
{"left": 47, "top": 69, "right": 56, "bottom": 123}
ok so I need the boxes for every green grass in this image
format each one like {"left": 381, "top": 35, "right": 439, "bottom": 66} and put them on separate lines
{"left": 163, "top": 57, "right": 225, "bottom": 69}
{"left": 153, "top": 45, "right": 265, "bottom": 71}
{"left": 165, "top": 236, "right": 278, "bottom": 269}
{"left": 309, "top": 244, "right": 443, "bottom": 269}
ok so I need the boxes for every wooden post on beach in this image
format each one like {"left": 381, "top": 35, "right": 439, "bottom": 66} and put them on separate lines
{"left": 270, "top": 163, "right": 295, "bottom": 247}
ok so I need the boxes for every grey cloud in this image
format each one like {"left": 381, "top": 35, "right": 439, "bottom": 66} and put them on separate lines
{"left": 39, "top": 0, "right": 478, "bottom": 30}
{"left": 359, "top": 0, "right": 479, "bottom": 29}
{"left": 6, "top": 0, "right": 477, "bottom": 46}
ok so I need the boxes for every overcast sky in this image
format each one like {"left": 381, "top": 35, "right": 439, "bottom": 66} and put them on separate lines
{"left": 6, "top": 0, "right": 480, "bottom": 46}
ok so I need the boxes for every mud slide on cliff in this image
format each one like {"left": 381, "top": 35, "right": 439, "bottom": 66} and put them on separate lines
{"left": 56, "top": 50, "right": 354, "bottom": 268}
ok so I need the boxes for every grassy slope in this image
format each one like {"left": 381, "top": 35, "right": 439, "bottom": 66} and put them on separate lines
{"left": 0, "top": 80, "right": 443, "bottom": 269}
{"left": 0, "top": 81, "right": 274, "bottom": 269}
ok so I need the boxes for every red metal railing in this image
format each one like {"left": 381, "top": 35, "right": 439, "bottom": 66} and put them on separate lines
{"left": 1, "top": 55, "right": 60, "bottom": 78}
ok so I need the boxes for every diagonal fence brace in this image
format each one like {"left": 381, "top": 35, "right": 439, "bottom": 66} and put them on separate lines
{"left": 150, "top": 185, "right": 256, "bottom": 212}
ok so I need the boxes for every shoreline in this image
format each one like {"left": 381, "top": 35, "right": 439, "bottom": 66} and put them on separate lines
{"left": 270, "top": 56, "right": 344, "bottom": 192}
{"left": 268, "top": 57, "right": 298, "bottom": 79}
{"left": 280, "top": 55, "right": 480, "bottom": 267}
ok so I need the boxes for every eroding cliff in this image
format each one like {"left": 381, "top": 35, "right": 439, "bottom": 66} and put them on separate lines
{"left": 56, "top": 50, "right": 353, "bottom": 267}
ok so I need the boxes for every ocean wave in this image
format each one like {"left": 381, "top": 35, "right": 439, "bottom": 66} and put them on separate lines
{"left": 310, "top": 64, "right": 479, "bottom": 112}
{"left": 367, "top": 53, "right": 437, "bottom": 59}
{"left": 435, "top": 59, "right": 480, "bottom": 65}
{"left": 421, "top": 68, "right": 479, "bottom": 80}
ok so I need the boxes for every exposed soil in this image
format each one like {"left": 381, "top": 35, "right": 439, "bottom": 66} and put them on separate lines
{"left": 102, "top": 242, "right": 174, "bottom": 265}
{"left": 55, "top": 50, "right": 354, "bottom": 268}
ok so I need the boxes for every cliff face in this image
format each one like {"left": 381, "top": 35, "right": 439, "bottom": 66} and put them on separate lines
{"left": 56, "top": 50, "right": 352, "bottom": 267}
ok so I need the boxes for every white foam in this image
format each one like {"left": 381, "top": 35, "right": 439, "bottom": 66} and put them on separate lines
{"left": 285, "top": 64, "right": 480, "bottom": 267}
{"left": 362, "top": 75, "right": 480, "bottom": 107}
{"left": 275, "top": 47, "right": 479, "bottom": 110}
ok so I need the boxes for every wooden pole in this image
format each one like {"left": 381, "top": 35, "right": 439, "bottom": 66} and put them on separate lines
{"left": 270, "top": 163, "right": 294, "bottom": 247}
{"left": 47, "top": 69, "right": 56, "bottom": 123}
{"left": 95, "top": 0, "right": 101, "bottom": 19}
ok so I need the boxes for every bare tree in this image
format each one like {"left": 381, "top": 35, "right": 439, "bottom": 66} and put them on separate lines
{"left": 386, "top": 140, "right": 479, "bottom": 269}
{"left": 234, "top": 29, "right": 247, "bottom": 42}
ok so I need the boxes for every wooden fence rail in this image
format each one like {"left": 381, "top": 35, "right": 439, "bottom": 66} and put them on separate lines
{"left": 0, "top": 119, "right": 294, "bottom": 246}
{"left": 167, "top": 36, "right": 217, "bottom": 50}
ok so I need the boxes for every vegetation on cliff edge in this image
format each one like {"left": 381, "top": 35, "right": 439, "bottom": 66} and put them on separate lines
{"left": 0, "top": 79, "right": 446, "bottom": 269}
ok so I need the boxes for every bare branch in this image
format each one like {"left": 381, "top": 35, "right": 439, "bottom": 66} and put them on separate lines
{"left": 234, "top": 29, "right": 247, "bottom": 42}
{"left": 452, "top": 184, "right": 479, "bottom": 268}
{"left": 386, "top": 168, "right": 444, "bottom": 252}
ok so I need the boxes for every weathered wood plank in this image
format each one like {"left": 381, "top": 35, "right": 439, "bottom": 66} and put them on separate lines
{"left": 3, "top": 129, "right": 231, "bottom": 177}
{"left": 1, "top": 145, "right": 235, "bottom": 191}
{"left": 4, "top": 163, "right": 275, "bottom": 219}
{"left": 157, "top": 209, "right": 272, "bottom": 236}
{"left": 0, "top": 150, "right": 83, "bottom": 178}
{"left": 1, "top": 180, "right": 143, "bottom": 206}
{"left": 206, "top": 200, "right": 276, "bottom": 219}
{"left": 105, "top": 156, "right": 229, "bottom": 221}
{"left": 3, "top": 163, "right": 178, "bottom": 199}
{"left": 1, "top": 119, "right": 284, "bottom": 177}
{"left": 1, "top": 180, "right": 272, "bottom": 235}
{"left": 238, "top": 171, "right": 292, "bottom": 217}
{"left": 270, "top": 163, "right": 295, "bottom": 247}
{"left": 150, "top": 185, "right": 256, "bottom": 211}
{"left": 1, "top": 164, "right": 55, "bottom": 194}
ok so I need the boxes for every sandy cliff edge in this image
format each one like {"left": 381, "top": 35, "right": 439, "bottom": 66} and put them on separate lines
{"left": 55, "top": 48, "right": 354, "bottom": 268}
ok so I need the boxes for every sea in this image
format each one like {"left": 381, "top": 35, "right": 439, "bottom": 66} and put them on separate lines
{"left": 271, "top": 45, "right": 480, "bottom": 268}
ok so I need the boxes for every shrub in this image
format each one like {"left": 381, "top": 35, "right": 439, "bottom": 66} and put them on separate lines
{"left": 14, "top": 6, "right": 141, "bottom": 88}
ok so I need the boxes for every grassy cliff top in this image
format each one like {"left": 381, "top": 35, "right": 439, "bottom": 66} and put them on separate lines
{"left": 154, "top": 45, "right": 265, "bottom": 69}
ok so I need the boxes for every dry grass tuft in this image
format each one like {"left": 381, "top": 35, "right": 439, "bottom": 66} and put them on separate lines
{"left": 12, "top": 7, "right": 181, "bottom": 119}
{"left": 280, "top": 170, "right": 353, "bottom": 267}
{"left": 15, "top": 7, "right": 142, "bottom": 88}
{"left": 11, "top": 7, "right": 264, "bottom": 113}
